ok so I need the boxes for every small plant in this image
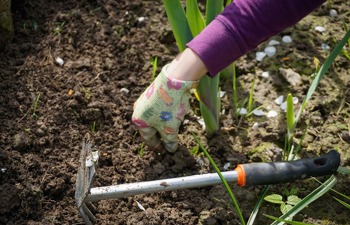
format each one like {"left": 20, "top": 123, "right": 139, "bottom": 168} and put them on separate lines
{"left": 54, "top": 21, "right": 65, "bottom": 35}
{"left": 151, "top": 56, "right": 158, "bottom": 81}
{"left": 232, "top": 74, "right": 264, "bottom": 118}
{"left": 81, "top": 88, "right": 92, "bottom": 100}
{"left": 264, "top": 188, "right": 302, "bottom": 214}
{"left": 91, "top": 121, "right": 96, "bottom": 133}
{"left": 190, "top": 145, "right": 200, "bottom": 156}
{"left": 138, "top": 142, "right": 146, "bottom": 157}
{"left": 32, "top": 93, "right": 40, "bottom": 118}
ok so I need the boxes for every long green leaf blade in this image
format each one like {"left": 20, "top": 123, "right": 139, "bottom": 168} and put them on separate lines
{"left": 163, "top": 0, "right": 193, "bottom": 51}
{"left": 286, "top": 93, "right": 295, "bottom": 138}
{"left": 295, "top": 30, "right": 350, "bottom": 123}
{"left": 205, "top": 0, "right": 223, "bottom": 25}
{"left": 247, "top": 185, "right": 270, "bottom": 225}
{"left": 186, "top": 0, "right": 205, "bottom": 36}
{"left": 192, "top": 133, "right": 246, "bottom": 225}
{"left": 265, "top": 214, "right": 315, "bottom": 225}
{"left": 334, "top": 197, "right": 350, "bottom": 209}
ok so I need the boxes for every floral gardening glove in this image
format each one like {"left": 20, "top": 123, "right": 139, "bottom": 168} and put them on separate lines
{"left": 132, "top": 64, "right": 198, "bottom": 153}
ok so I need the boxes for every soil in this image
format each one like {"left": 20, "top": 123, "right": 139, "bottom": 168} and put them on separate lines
{"left": 0, "top": 0, "right": 349, "bottom": 224}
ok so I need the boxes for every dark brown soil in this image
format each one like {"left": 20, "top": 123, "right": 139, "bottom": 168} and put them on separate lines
{"left": 0, "top": 0, "right": 349, "bottom": 224}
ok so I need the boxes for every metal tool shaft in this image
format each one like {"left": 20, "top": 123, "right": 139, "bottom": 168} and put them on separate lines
{"left": 85, "top": 171, "right": 238, "bottom": 202}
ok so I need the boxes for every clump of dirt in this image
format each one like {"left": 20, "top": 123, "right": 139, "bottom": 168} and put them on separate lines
{"left": 0, "top": 0, "right": 349, "bottom": 224}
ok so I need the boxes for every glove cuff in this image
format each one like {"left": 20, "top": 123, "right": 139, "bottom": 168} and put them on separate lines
{"left": 158, "top": 64, "right": 199, "bottom": 92}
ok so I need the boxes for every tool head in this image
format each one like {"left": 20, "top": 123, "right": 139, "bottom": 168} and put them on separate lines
{"left": 75, "top": 133, "right": 98, "bottom": 224}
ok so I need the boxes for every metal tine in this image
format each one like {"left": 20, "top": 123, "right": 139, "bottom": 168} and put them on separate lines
{"left": 79, "top": 205, "right": 93, "bottom": 225}
{"left": 85, "top": 201, "right": 97, "bottom": 214}
{"left": 82, "top": 203, "right": 97, "bottom": 224}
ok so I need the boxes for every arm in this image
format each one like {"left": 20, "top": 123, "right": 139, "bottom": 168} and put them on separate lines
{"left": 185, "top": 0, "right": 326, "bottom": 77}
{"left": 133, "top": 0, "right": 326, "bottom": 152}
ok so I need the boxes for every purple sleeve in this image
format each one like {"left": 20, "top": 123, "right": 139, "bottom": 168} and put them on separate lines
{"left": 186, "top": 0, "right": 325, "bottom": 76}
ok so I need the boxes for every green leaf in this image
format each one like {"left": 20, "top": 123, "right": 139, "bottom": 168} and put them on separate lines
{"left": 264, "top": 194, "right": 284, "bottom": 204}
{"left": 163, "top": 0, "right": 193, "bottom": 51}
{"left": 289, "top": 188, "right": 299, "bottom": 196}
{"left": 264, "top": 214, "right": 316, "bottom": 225}
{"left": 205, "top": 0, "right": 223, "bottom": 25}
{"left": 281, "top": 203, "right": 293, "bottom": 214}
{"left": 247, "top": 185, "right": 270, "bottom": 225}
{"left": 334, "top": 197, "right": 350, "bottom": 209}
{"left": 286, "top": 93, "right": 295, "bottom": 141}
{"left": 287, "top": 195, "right": 302, "bottom": 206}
{"left": 186, "top": 0, "right": 205, "bottom": 36}
{"left": 337, "top": 166, "right": 350, "bottom": 174}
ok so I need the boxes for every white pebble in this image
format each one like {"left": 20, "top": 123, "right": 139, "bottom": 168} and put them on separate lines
{"left": 1, "top": 168, "right": 6, "bottom": 173}
{"left": 197, "top": 117, "right": 206, "bottom": 130}
{"left": 219, "top": 91, "right": 226, "bottom": 98}
{"left": 252, "top": 122, "right": 259, "bottom": 130}
{"left": 261, "top": 71, "right": 270, "bottom": 78}
{"left": 268, "top": 40, "right": 280, "bottom": 46}
{"left": 280, "top": 101, "right": 287, "bottom": 111}
{"left": 256, "top": 52, "right": 267, "bottom": 61}
{"left": 321, "top": 43, "right": 330, "bottom": 50}
{"left": 292, "top": 97, "right": 299, "bottom": 104}
{"left": 120, "top": 88, "right": 129, "bottom": 94}
{"left": 223, "top": 162, "right": 231, "bottom": 170}
{"left": 329, "top": 9, "right": 338, "bottom": 17}
{"left": 274, "top": 95, "right": 284, "bottom": 105}
{"left": 136, "top": 201, "right": 146, "bottom": 211}
{"left": 237, "top": 108, "right": 247, "bottom": 115}
{"left": 267, "top": 110, "right": 278, "bottom": 118}
{"left": 253, "top": 109, "right": 265, "bottom": 116}
{"left": 282, "top": 35, "right": 292, "bottom": 43}
{"left": 55, "top": 57, "right": 64, "bottom": 66}
{"left": 264, "top": 46, "right": 277, "bottom": 57}
{"left": 315, "top": 26, "right": 326, "bottom": 32}
{"left": 138, "top": 17, "right": 145, "bottom": 22}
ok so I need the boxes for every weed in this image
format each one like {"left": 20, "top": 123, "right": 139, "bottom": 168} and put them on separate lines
{"left": 81, "top": 88, "right": 92, "bottom": 101}
{"left": 91, "top": 121, "right": 96, "bottom": 133}
{"left": 32, "top": 93, "right": 40, "bottom": 118}
{"left": 138, "top": 143, "right": 145, "bottom": 157}
{"left": 264, "top": 188, "right": 302, "bottom": 214}
{"left": 151, "top": 56, "right": 158, "bottom": 81}
{"left": 54, "top": 22, "right": 65, "bottom": 35}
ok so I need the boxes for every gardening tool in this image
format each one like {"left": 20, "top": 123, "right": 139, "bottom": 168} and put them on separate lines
{"left": 75, "top": 133, "right": 340, "bottom": 225}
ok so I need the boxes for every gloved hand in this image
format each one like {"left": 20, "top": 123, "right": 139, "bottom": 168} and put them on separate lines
{"left": 132, "top": 64, "right": 198, "bottom": 153}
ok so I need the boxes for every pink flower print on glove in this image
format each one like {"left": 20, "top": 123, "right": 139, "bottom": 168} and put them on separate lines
{"left": 167, "top": 77, "right": 183, "bottom": 90}
{"left": 132, "top": 117, "right": 149, "bottom": 128}
{"left": 145, "top": 82, "right": 155, "bottom": 99}
{"left": 176, "top": 103, "right": 186, "bottom": 120}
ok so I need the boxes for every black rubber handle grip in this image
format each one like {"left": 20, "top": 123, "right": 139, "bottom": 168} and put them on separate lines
{"left": 236, "top": 150, "right": 340, "bottom": 186}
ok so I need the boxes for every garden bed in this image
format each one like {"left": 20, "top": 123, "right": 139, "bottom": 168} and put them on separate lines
{"left": 0, "top": 0, "right": 349, "bottom": 224}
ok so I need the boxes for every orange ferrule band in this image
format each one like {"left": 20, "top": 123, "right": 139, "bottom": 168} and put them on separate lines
{"left": 235, "top": 164, "right": 246, "bottom": 187}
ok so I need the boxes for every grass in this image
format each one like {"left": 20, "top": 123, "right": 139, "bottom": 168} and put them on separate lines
{"left": 190, "top": 28, "right": 350, "bottom": 225}
{"left": 151, "top": 56, "right": 158, "bottom": 81}
{"left": 18, "top": 93, "right": 41, "bottom": 122}
{"left": 192, "top": 132, "right": 245, "bottom": 225}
